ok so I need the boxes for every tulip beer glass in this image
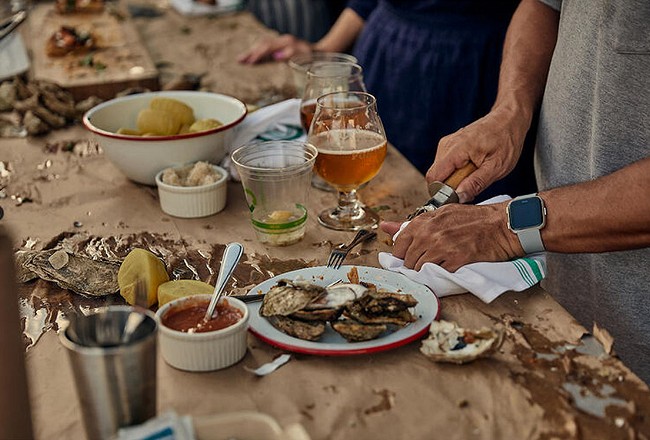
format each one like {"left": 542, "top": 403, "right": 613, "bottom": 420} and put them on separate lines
{"left": 308, "top": 91, "right": 387, "bottom": 230}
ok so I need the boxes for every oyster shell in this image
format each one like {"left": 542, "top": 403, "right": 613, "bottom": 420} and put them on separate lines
{"left": 358, "top": 289, "right": 418, "bottom": 314}
{"left": 259, "top": 279, "right": 326, "bottom": 317}
{"left": 420, "top": 320, "right": 504, "bottom": 364}
{"left": 268, "top": 316, "right": 325, "bottom": 341}
{"left": 344, "top": 301, "right": 417, "bottom": 326}
{"left": 307, "top": 283, "right": 369, "bottom": 310}
{"left": 260, "top": 277, "right": 419, "bottom": 342}
{"left": 16, "top": 249, "right": 120, "bottom": 297}
{"left": 343, "top": 290, "right": 418, "bottom": 326}
{"left": 331, "top": 319, "right": 387, "bottom": 342}
{"left": 290, "top": 308, "right": 342, "bottom": 322}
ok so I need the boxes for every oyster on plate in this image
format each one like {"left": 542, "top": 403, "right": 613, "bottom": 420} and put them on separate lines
{"left": 420, "top": 320, "right": 504, "bottom": 364}
{"left": 267, "top": 316, "right": 326, "bottom": 342}
{"left": 260, "top": 278, "right": 418, "bottom": 342}
{"left": 331, "top": 319, "right": 387, "bottom": 342}
{"left": 259, "top": 279, "right": 326, "bottom": 317}
{"left": 343, "top": 289, "right": 418, "bottom": 326}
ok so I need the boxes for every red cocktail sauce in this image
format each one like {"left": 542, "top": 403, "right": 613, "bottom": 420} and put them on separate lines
{"left": 162, "top": 299, "right": 243, "bottom": 333}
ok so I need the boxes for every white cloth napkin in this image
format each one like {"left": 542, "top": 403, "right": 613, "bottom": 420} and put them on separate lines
{"left": 378, "top": 195, "right": 546, "bottom": 303}
{"left": 224, "top": 99, "right": 306, "bottom": 180}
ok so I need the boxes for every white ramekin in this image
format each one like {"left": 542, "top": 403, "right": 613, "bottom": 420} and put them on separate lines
{"left": 155, "top": 164, "right": 227, "bottom": 218}
{"left": 156, "top": 294, "right": 249, "bottom": 372}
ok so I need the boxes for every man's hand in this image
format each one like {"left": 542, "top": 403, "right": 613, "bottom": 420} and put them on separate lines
{"left": 380, "top": 202, "right": 523, "bottom": 272}
{"left": 425, "top": 108, "right": 529, "bottom": 203}
{"left": 238, "top": 34, "right": 312, "bottom": 64}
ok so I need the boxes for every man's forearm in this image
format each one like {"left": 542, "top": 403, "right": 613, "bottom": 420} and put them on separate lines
{"left": 313, "top": 8, "right": 365, "bottom": 53}
{"left": 493, "top": 0, "right": 560, "bottom": 126}
{"left": 540, "top": 158, "right": 650, "bottom": 253}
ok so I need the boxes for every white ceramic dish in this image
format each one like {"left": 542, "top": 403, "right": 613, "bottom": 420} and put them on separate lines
{"left": 83, "top": 91, "right": 247, "bottom": 185}
{"left": 156, "top": 294, "right": 249, "bottom": 372}
{"left": 155, "top": 163, "right": 228, "bottom": 218}
{"left": 246, "top": 265, "right": 440, "bottom": 355}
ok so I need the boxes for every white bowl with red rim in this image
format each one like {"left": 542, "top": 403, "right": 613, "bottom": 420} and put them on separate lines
{"left": 83, "top": 91, "right": 247, "bottom": 185}
{"left": 156, "top": 294, "right": 249, "bottom": 372}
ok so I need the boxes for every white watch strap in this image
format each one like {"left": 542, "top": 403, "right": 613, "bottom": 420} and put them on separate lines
{"left": 517, "top": 228, "right": 545, "bottom": 254}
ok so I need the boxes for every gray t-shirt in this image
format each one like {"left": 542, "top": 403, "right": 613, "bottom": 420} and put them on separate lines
{"left": 535, "top": 0, "right": 650, "bottom": 383}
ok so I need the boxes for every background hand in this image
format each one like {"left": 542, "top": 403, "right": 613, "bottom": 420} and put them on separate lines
{"left": 425, "top": 109, "right": 529, "bottom": 202}
{"left": 238, "top": 34, "right": 312, "bottom": 64}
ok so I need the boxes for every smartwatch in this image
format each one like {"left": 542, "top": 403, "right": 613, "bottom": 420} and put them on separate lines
{"left": 506, "top": 194, "right": 547, "bottom": 254}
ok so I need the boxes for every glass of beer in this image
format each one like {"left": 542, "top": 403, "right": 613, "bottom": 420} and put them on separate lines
{"left": 308, "top": 91, "right": 387, "bottom": 230}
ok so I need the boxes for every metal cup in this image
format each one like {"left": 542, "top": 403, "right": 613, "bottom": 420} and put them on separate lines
{"left": 60, "top": 306, "right": 158, "bottom": 440}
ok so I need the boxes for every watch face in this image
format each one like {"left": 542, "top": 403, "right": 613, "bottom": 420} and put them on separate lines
{"left": 509, "top": 197, "right": 544, "bottom": 230}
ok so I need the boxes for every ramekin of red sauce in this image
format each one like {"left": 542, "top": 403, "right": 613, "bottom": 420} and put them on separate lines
{"left": 156, "top": 294, "right": 249, "bottom": 372}
{"left": 162, "top": 298, "right": 243, "bottom": 333}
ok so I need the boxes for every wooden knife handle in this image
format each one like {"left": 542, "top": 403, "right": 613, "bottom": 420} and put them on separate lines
{"left": 442, "top": 162, "right": 477, "bottom": 190}
{"left": 427, "top": 162, "right": 477, "bottom": 197}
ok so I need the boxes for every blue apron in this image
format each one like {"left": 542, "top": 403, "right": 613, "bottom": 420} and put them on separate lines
{"left": 353, "top": 1, "right": 537, "bottom": 201}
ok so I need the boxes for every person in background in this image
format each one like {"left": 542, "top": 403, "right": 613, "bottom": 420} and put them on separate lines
{"left": 382, "top": 0, "right": 650, "bottom": 383}
{"left": 239, "top": 0, "right": 538, "bottom": 201}
{"left": 246, "top": 0, "right": 346, "bottom": 43}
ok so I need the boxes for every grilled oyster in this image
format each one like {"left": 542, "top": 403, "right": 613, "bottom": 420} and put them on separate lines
{"left": 263, "top": 282, "right": 369, "bottom": 321}
{"left": 420, "top": 320, "right": 504, "bottom": 364}
{"left": 290, "top": 308, "right": 342, "bottom": 322}
{"left": 268, "top": 316, "right": 325, "bottom": 341}
{"left": 343, "top": 290, "right": 418, "bottom": 326}
{"left": 358, "top": 289, "right": 417, "bottom": 314}
{"left": 260, "top": 277, "right": 419, "bottom": 342}
{"left": 306, "top": 283, "right": 370, "bottom": 310}
{"left": 332, "top": 319, "right": 387, "bottom": 342}
{"left": 259, "top": 279, "right": 326, "bottom": 317}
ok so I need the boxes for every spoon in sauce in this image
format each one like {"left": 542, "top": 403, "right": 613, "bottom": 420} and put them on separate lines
{"left": 202, "top": 242, "right": 244, "bottom": 324}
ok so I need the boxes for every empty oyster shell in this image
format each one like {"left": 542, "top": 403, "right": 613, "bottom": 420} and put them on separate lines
{"left": 16, "top": 249, "right": 120, "bottom": 297}
{"left": 420, "top": 320, "right": 504, "bottom": 364}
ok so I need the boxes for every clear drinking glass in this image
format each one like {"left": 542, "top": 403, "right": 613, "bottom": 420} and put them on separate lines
{"left": 231, "top": 140, "right": 318, "bottom": 246}
{"left": 288, "top": 52, "right": 358, "bottom": 98}
{"left": 308, "top": 91, "right": 387, "bottom": 231}
{"left": 300, "top": 62, "right": 366, "bottom": 133}
{"left": 300, "top": 62, "right": 366, "bottom": 193}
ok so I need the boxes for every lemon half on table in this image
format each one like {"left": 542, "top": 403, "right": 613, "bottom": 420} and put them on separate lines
{"left": 118, "top": 248, "right": 170, "bottom": 307}
{"left": 157, "top": 279, "right": 214, "bottom": 307}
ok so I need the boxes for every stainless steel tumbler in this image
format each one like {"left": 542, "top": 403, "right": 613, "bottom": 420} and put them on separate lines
{"left": 60, "top": 306, "right": 158, "bottom": 440}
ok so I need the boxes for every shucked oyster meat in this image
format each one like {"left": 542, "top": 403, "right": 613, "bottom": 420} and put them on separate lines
{"left": 420, "top": 320, "right": 504, "bottom": 364}
{"left": 260, "top": 278, "right": 418, "bottom": 342}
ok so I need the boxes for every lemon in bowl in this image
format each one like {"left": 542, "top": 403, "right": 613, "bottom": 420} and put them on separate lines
{"left": 83, "top": 91, "right": 247, "bottom": 185}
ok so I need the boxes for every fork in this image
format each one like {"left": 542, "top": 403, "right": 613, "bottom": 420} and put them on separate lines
{"left": 326, "top": 229, "right": 377, "bottom": 270}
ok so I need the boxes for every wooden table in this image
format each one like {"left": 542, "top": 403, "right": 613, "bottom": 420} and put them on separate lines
{"left": 2, "top": 5, "right": 649, "bottom": 440}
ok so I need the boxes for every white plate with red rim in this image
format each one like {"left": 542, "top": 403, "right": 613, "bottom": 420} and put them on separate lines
{"left": 246, "top": 265, "right": 440, "bottom": 355}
